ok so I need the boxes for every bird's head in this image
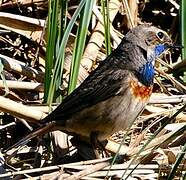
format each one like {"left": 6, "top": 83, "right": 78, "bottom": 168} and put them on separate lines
{"left": 130, "top": 24, "right": 172, "bottom": 57}
{"left": 122, "top": 24, "right": 172, "bottom": 86}
{"left": 131, "top": 24, "right": 172, "bottom": 46}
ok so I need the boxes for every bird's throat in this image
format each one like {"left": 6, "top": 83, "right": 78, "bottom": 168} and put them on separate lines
{"left": 138, "top": 62, "right": 155, "bottom": 86}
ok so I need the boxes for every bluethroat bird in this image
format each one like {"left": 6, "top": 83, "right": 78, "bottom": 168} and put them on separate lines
{"left": 41, "top": 24, "right": 172, "bottom": 141}
{"left": 12, "top": 24, "right": 172, "bottom": 153}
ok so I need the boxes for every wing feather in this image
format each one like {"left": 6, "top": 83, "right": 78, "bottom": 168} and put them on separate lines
{"left": 41, "top": 42, "right": 147, "bottom": 124}
{"left": 42, "top": 63, "right": 130, "bottom": 123}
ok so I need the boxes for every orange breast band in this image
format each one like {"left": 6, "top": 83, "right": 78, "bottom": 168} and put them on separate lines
{"left": 130, "top": 80, "right": 153, "bottom": 100}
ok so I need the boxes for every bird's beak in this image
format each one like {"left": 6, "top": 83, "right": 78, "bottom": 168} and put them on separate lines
{"left": 167, "top": 44, "right": 184, "bottom": 49}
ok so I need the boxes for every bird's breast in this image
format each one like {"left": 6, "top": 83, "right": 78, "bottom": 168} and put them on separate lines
{"left": 129, "top": 79, "right": 153, "bottom": 100}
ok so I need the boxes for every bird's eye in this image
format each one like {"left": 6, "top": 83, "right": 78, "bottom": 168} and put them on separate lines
{"left": 157, "top": 31, "right": 164, "bottom": 40}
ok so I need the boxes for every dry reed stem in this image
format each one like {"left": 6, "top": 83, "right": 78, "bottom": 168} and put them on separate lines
{"left": 0, "top": 80, "right": 44, "bottom": 91}
{"left": 0, "top": 54, "right": 44, "bottom": 82}
{"left": 105, "top": 125, "right": 185, "bottom": 156}
{"left": 0, "top": 96, "right": 46, "bottom": 122}
{"left": 81, "top": 0, "right": 121, "bottom": 73}
{"left": 0, "top": 12, "right": 45, "bottom": 43}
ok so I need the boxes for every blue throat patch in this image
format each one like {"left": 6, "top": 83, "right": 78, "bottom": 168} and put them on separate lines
{"left": 139, "top": 62, "right": 154, "bottom": 86}
{"left": 154, "top": 44, "right": 166, "bottom": 57}
{"left": 138, "top": 44, "right": 166, "bottom": 86}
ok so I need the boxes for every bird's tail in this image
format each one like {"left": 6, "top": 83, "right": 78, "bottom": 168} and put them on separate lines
{"left": 40, "top": 110, "right": 66, "bottom": 126}
{"left": 4, "top": 122, "right": 56, "bottom": 154}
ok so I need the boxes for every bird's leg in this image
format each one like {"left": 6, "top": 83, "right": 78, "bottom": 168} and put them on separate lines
{"left": 70, "top": 136, "right": 97, "bottom": 160}
{"left": 90, "top": 132, "right": 100, "bottom": 158}
{"left": 90, "top": 132, "right": 109, "bottom": 158}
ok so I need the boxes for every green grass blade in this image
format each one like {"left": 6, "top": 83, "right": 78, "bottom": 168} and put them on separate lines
{"left": 181, "top": 0, "right": 186, "bottom": 82}
{"left": 0, "top": 58, "right": 9, "bottom": 96}
{"left": 181, "top": 0, "right": 186, "bottom": 59}
{"left": 68, "top": 0, "right": 95, "bottom": 94}
{"left": 101, "top": 0, "right": 111, "bottom": 55}
{"left": 167, "top": 142, "right": 186, "bottom": 180}
{"left": 47, "top": 0, "right": 86, "bottom": 106}
{"left": 44, "top": 0, "right": 60, "bottom": 102}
